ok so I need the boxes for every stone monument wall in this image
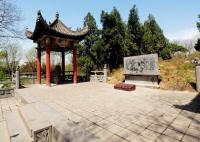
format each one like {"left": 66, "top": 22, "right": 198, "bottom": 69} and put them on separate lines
{"left": 124, "top": 54, "right": 159, "bottom": 87}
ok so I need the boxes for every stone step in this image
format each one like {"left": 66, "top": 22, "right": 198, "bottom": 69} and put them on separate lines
{"left": 29, "top": 102, "right": 99, "bottom": 142}
{"left": 0, "top": 121, "right": 10, "bottom": 142}
{"left": 18, "top": 104, "right": 52, "bottom": 141}
{"left": 15, "top": 90, "right": 39, "bottom": 104}
{"left": 5, "top": 111, "right": 32, "bottom": 142}
{"left": 12, "top": 90, "right": 99, "bottom": 142}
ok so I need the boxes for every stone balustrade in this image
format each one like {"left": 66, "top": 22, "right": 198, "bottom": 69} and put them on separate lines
{"left": 90, "top": 65, "right": 107, "bottom": 83}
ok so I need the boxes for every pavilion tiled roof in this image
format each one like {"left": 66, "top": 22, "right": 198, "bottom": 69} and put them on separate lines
{"left": 26, "top": 11, "right": 89, "bottom": 42}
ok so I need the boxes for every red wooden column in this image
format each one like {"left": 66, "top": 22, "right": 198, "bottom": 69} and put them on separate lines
{"left": 46, "top": 47, "right": 51, "bottom": 86}
{"left": 73, "top": 47, "right": 77, "bottom": 83}
{"left": 37, "top": 48, "right": 41, "bottom": 84}
{"left": 61, "top": 51, "right": 65, "bottom": 81}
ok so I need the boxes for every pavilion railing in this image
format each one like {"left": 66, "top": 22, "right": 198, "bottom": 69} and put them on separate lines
{"left": 20, "top": 72, "right": 37, "bottom": 85}
{"left": 20, "top": 72, "right": 46, "bottom": 85}
{"left": 65, "top": 71, "right": 73, "bottom": 81}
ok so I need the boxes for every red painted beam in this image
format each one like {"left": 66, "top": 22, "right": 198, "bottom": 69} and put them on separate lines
{"left": 46, "top": 47, "right": 51, "bottom": 86}
{"left": 73, "top": 48, "right": 77, "bottom": 83}
{"left": 37, "top": 49, "right": 41, "bottom": 84}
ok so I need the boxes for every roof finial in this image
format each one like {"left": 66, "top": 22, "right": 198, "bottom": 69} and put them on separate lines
{"left": 56, "top": 12, "right": 59, "bottom": 19}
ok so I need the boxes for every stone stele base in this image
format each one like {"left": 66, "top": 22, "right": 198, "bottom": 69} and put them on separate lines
{"left": 125, "top": 75, "right": 159, "bottom": 88}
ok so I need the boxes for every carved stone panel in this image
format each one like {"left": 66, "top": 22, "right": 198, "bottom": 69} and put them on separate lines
{"left": 35, "top": 128, "right": 51, "bottom": 142}
{"left": 124, "top": 54, "right": 159, "bottom": 75}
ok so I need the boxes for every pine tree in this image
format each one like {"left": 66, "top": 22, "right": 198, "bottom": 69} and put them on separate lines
{"left": 143, "top": 14, "right": 167, "bottom": 56}
{"left": 195, "top": 39, "right": 200, "bottom": 51}
{"left": 195, "top": 15, "right": 200, "bottom": 51}
{"left": 127, "top": 5, "right": 143, "bottom": 55}
{"left": 101, "top": 7, "right": 127, "bottom": 69}
{"left": 197, "top": 15, "right": 200, "bottom": 31}
{"left": 77, "top": 13, "right": 102, "bottom": 77}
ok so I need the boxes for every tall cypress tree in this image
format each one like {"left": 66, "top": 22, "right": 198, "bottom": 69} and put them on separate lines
{"left": 143, "top": 14, "right": 167, "bottom": 56}
{"left": 77, "top": 12, "right": 102, "bottom": 76}
{"left": 101, "top": 7, "right": 127, "bottom": 69}
{"left": 195, "top": 39, "right": 200, "bottom": 51}
{"left": 195, "top": 15, "right": 200, "bottom": 51}
{"left": 127, "top": 5, "right": 143, "bottom": 55}
{"left": 197, "top": 15, "right": 200, "bottom": 31}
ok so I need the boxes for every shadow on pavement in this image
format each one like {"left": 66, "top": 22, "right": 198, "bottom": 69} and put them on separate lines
{"left": 174, "top": 93, "right": 200, "bottom": 114}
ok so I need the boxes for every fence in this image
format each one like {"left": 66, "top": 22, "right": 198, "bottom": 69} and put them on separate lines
{"left": 0, "top": 88, "right": 14, "bottom": 98}
{"left": 90, "top": 66, "right": 107, "bottom": 83}
{"left": 65, "top": 71, "right": 73, "bottom": 81}
{"left": 0, "top": 75, "right": 14, "bottom": 97}
{"left": 1, "top": 70, "right": 76, "bottom": 97}
{"left": 20, "top": 72, "right": 37, "bottom": 85}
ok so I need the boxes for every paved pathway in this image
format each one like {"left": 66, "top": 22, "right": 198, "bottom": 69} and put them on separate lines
{"left": 0, "top": 97, "right": 20, "bottom": 142}
{"left": 1, "top": 82, "right": 200, "bottom": 142}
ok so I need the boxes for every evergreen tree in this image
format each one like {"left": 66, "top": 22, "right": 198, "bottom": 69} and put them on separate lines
{"left": 127, "top": 5, "right": 143, "bottom": 55}
{"left": 124, "top": 26, "right": 138, "bottom": 56}
{"left": 143, "top": 14, "right": 167, "bottom": 56}
{"left": 160, "top": 43, "right": 187, "bottom": 59}
{"left": 195, "top": 15, "right": 200, "bottom": 51}
{"left": 197, "top": 15, "right": 200, "bottom": 31}
{"left": 101, "top": 7, "right": 127, "bottom": 69}
{"left": 194, "top": 39, "right": 200, "bottom": 51}
{"left": 77, "top": 12, "right": 103, "bottom": 77}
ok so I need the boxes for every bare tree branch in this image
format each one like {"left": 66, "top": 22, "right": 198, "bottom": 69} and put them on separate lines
{"left": 0, "top": 0, "right": 23, "bottom": 39}
{"left": 0, "top": 42, "right": 22, "bottom": 75}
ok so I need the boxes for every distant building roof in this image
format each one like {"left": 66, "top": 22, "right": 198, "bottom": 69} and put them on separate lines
{"left": 26, "top": 11, "right": 89, "bottom": 42}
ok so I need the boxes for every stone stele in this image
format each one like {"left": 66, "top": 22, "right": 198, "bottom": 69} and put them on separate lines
{"left": 124, "top": 54, "right": 159, "bottom": 87}
{"left": 124, "top": 54, "right": 159, "bottom": 75}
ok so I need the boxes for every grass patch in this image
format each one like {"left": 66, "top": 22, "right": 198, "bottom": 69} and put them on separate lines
{"left": 159, "top": 54, "right": 196, "bottom": 91}
{"left": 108, "top": 67, "right": 124, "bottom": 84}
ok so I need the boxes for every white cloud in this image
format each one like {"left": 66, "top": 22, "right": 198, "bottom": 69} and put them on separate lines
{"left": 165, "top": 28, "right": 199, "bottom": 41}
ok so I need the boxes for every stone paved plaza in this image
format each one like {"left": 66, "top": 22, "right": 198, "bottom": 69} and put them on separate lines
{"left": 1, "top": 82, "right": 200, "bottom": 142}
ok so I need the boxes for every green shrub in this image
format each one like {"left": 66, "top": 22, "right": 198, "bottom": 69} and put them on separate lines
{"left": 1, "top": 82, "right": 11, "bottom": 89}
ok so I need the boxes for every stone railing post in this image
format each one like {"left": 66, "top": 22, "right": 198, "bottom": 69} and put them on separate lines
{"left": 192, "top": 58, "right": 200, "bottom": 92}
{"left": 103, "top": 64, "right": 107, "bottom": 83}
{"left": 196, "top": 65, "right": 200, "bottom": 92}
{"left": 94, "top": 71, "right": 97, "bottom": 82}
{"left": 11, "top": 72, "right": 15, "bottom": 83}
{"left": 16, "top": 67, "right": 20, "bottom": 89}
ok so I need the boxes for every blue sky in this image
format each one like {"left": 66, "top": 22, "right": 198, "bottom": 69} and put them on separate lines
{"left": 16, "top": 0, "right": 199, "bottom": 50}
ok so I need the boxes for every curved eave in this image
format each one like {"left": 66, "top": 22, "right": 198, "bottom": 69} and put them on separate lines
{"left": 25, "top": 12, "right": 50, "bottom": 42}
{"left": 25, "top": 31, "right": 33, "bottom": 39}
{"left": 25, "top": 11, "right": 90, "bottom": 42}
{"left": 50, "top": 26, "right": 89, "bottom": 41}
{"left": 50, "top": 19, "right": 89, "bottom": 40}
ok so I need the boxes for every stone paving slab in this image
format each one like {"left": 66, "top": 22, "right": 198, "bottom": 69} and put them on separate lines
{"left": 0, "top": 97, "right": 21, "bottom": 142}
{"left": 1, "top": 82, "right": 200, "bottom": 142}
{"left": 0, "top": 121, "right": 9, "bottom": 142}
